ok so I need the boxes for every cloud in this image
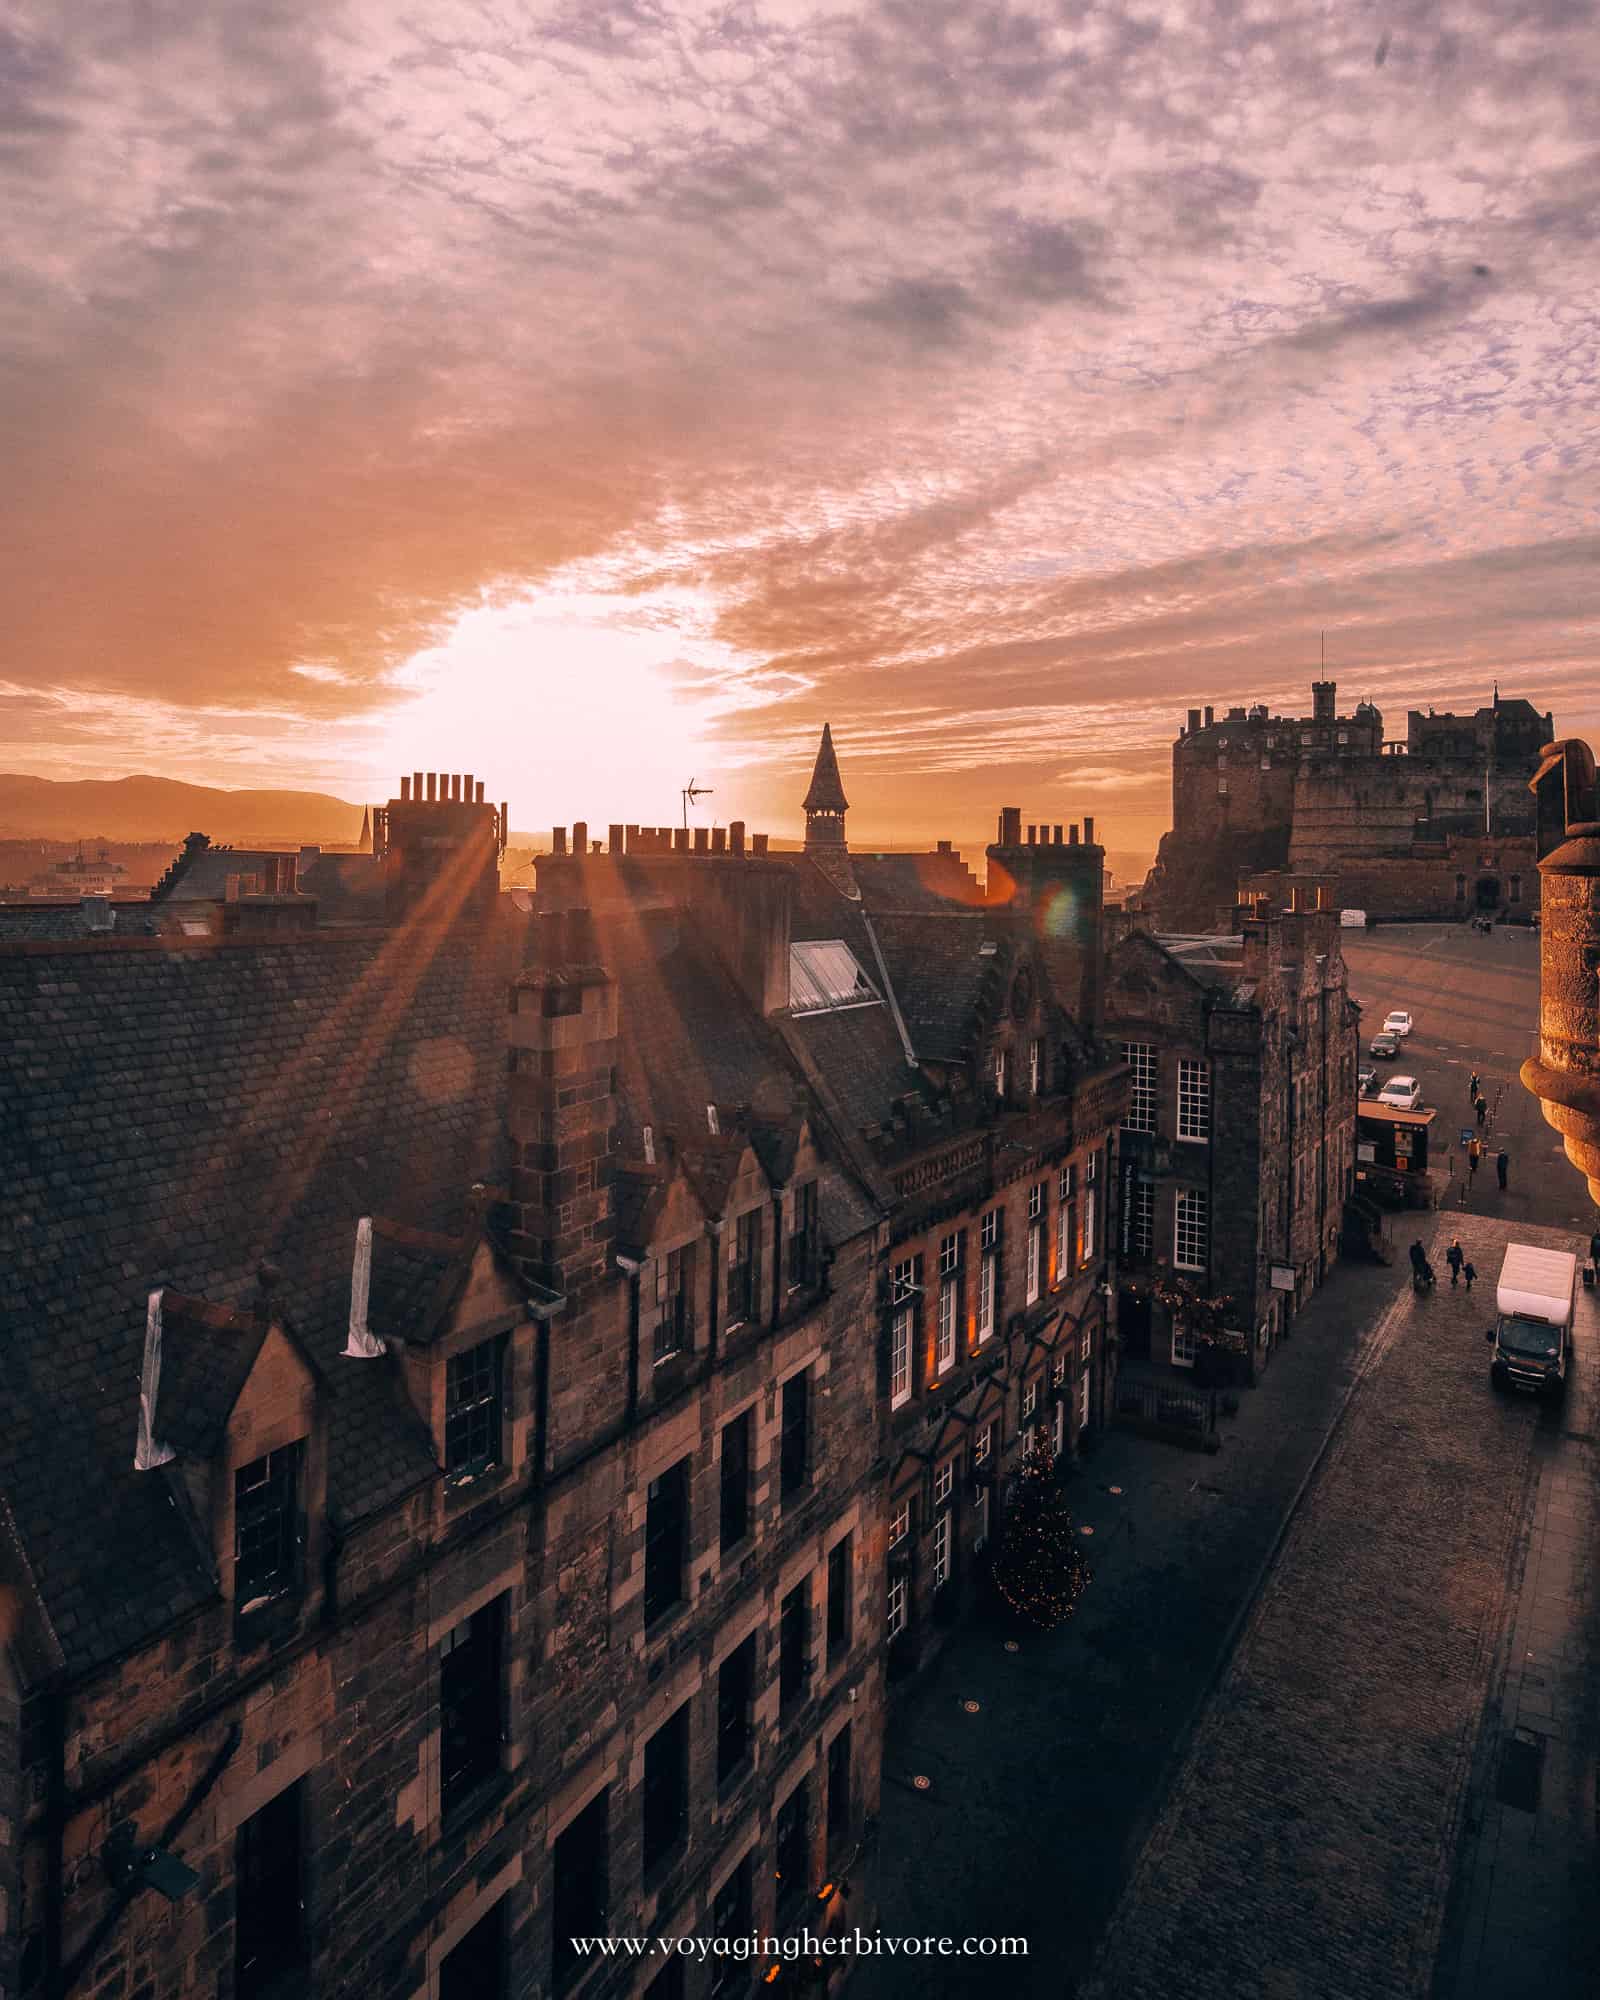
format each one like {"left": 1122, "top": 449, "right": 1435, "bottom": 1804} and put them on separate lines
{"left": 0, "top": 0, "right": 1596, "bottom": 869}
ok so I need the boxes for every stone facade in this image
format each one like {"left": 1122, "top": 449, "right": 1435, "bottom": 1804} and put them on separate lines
{"left": 1104, "top": 905, "right": 1359, "bottom": 1381}
{"left": 1142, "top": 681, "right": 1554, "bottom": 927}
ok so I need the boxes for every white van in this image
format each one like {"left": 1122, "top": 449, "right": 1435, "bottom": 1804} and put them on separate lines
{"left": 1487, "top": 1243, "right": 1577, "bottom": 1396}
{"left": 1340, "top": 908, "right": 1367, "bottom": 928}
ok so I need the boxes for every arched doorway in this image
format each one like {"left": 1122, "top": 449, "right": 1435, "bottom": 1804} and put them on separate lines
{"left": 1475, "top": 876, "right": 1500, "bottom": 910}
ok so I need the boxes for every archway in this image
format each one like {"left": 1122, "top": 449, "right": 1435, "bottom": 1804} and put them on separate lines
{"left": 1475, "top": 875, "right": 1500, "bottom": 910}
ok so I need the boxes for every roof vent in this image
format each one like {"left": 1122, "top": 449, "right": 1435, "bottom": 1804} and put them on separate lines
{"left": 343, "top": 1216, "right": 387, "bottom": 1358}
{"left": 134, "top": 1290, "right": 176, "bottom": 1471}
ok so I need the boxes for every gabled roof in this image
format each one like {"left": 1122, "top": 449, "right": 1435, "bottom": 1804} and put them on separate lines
{"left": 802, "top": 723, "right": 849, "bottom": 814}
{"left": 153, "top": 1292, "right": 318, "bottom": 1458}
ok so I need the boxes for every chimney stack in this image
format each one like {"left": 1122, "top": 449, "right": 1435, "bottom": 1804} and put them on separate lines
{"left": 1186, "top": 709, "right": 1201, "bottom": 735}
{"left": 1083, "top": 815, "right": 1096, "bottom": 845}
{"left": 1204, "top": 705, "right": 1215, "bottom": 728}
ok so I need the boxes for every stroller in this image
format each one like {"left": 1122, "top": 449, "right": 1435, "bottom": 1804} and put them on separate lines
{"left": 1410, "top": 1254, "right": 1437, "bottom": 1293}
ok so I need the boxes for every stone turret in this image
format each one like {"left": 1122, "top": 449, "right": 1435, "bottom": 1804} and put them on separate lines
{"left": 1522, "top": 737, "right": 1600, "bottom": 1208}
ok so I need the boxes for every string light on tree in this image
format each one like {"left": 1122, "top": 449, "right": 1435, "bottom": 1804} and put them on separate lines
{"left": 991, "top": 1441, "right": 1093, "bottom": 1630}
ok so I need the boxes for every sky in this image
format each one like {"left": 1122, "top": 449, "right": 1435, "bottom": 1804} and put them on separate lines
{"left": 4, "top": 0, "right": 1599, "bottom": 873}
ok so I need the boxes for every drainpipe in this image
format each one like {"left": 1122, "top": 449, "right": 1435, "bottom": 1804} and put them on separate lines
{"left": 43, "top": 1683, "right": 66, "bottom": 2000}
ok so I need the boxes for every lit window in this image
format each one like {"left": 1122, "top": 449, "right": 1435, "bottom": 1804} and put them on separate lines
{"left": 1122, "top": 1044, "right": 1157, "bottom": 1134}
{"left": 1175, "top": 1189, "right": 1209, "bottom": 1272}
{"left": 890, "top": 1307, "right": 912, "bottom": 1407}
{"left": 1177, "top": 1058, "right": 1211, "bottom": 1142}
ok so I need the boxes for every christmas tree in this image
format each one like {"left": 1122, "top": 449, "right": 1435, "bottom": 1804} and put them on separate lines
{"left": 991, "top": 1441, "right": 1092, "bottom": 1631}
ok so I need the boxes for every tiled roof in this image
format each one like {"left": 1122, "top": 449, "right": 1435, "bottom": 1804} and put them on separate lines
{"left": 155, "top": 1294, "right": 275, "bottom": 1457}
{"left": 0, "top": 898, "right": 537, "bottom": 1676}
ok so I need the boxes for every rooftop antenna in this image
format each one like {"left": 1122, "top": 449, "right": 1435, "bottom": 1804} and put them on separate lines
{"left": 681, "top": 778, "right": 713, "bottom": 831}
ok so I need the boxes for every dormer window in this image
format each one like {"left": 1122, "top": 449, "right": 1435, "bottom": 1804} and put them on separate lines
{"left": 787, "top": 1182, "right": 820, "bottom": 1291}
{"left": 234, "top": 1444, "right": 303, "bottom": 1614}
{"left": 727, "top": 1211, "right": 761, "bottom": 1328}
{"left": 445, "top": 1339, "right": 504, "bottom": 1480}
{"left": 655, "top": 1244, "right": 696, "bottom": 1362}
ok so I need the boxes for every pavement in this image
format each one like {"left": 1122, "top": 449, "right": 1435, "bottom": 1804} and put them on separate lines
{"left": 860, "top": 924, "right": 1600, "bottom": 2000}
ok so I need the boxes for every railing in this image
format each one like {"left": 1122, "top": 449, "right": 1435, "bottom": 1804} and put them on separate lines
{"left": 1112, "top": 1379, "right": 1216, "bottom": 1439}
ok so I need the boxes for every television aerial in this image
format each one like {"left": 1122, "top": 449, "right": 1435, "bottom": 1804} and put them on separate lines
{"left": 681, "top": 778, "right": 713, "bottom": 831}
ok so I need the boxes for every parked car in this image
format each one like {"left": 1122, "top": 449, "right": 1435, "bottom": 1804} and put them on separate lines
{"left": 1358, "top": 1067, "right": 1378, "bottom": 1097}
{"left": 1378, "top": 1074, "right": 1422, "bottom": 1110}
{"left": 1382, "top": 1010, "right": 1413, "bottom": 1038}
{"left": 1369, "top": 1033, "right": 1399, "bottom": 1059}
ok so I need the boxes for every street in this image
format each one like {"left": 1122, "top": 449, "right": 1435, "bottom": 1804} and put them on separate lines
{"left": 864, "top": 924, "right": 1600, "bottom": 1999}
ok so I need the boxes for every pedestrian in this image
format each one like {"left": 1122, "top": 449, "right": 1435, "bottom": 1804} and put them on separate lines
{"left": 1469, "top": 1071, "right": 1481, "bottom": 1103}
{"left": 1496, "top": 1149, "right": 1508, "bottom": 1190}
{"left": 1475, "top": 1093, "right": 1487, "bottom": 1127}
{"left": 1463, "top": 1260, "right": 1478, "bottom": 1293}
{"left": 1446, "top": 1239, "right": 1464, "bottom": 1286}
{"left": 1468, "top": 1137, "right": 1482, "bottom": 1177}
{"left": 1409, "top": 1239, "right": 1428, "bottom": 1289}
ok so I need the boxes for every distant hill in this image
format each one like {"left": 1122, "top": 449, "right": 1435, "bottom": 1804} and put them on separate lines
{"left": 0, "top": 773, "right": 367, "bottom": 846}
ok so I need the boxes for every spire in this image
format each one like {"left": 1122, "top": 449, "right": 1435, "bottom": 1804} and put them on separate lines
{"left": 803, "top": 724, "right": 849, "bottom": 851}
{"left": 358, "top": 805, "right": 372, "bottom": 853}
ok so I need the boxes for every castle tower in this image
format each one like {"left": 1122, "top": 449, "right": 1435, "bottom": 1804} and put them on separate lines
{"left": 1312, "top": 680, "right": 1337, "bottom": 723}
{"left": 802, "top": 724, "right": 849, "bottom": 851}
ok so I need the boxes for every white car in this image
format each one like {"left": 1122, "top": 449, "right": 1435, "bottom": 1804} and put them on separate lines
{"left": 1382, "top": 1010, "right": 1413, "bottom": 1038}
{"left": 1378, "top": 1074, "right": 1422, "bottom": 1110}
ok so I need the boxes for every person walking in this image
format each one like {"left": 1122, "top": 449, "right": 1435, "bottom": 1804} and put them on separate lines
{"left": 1475, "top": 1092, "right": 1488, "bottom": 1127}
{"left": 1469, "top": 1071, "right": 1481, "bottom": 1103}
{"left": 1463, "top": 1259, "right": 1478, "bottom": 1293}
{"left": 1497, "top": 1149, "right": 1509, "bottom": 1191}
{"left": 1468, "top": 1136, "right": 1482, "bottom": 1178}
{"left": 1409, "top": 1240, "right": 1429, "bottom": 1291}
{"left": 1446, "top": 1239, "right": 1465, "bottom": 1286}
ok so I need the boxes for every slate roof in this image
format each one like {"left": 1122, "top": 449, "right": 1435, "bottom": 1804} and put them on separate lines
{"left": 155, "top": 1294, "right": 278, "bottom": 1458}
{"left": 151, "top": 838, "right": 384, "bottom": 921}
{"left": 0, "top": 900, "right": 144, "bottom": 940}
{"left": 0, "top": 896, "right": 538, "bottom": 1675}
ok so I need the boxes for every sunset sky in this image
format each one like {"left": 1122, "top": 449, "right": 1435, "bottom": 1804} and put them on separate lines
{"left": 5, "top": 0, "right": 1599, "bottom": 871}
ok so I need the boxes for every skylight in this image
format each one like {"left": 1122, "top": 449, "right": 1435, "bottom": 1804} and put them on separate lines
{"left": 789, "top": 939, "right": 881, "bottom": 1016}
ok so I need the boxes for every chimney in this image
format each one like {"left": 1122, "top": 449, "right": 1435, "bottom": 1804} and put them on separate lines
{"left": 1186, "top": 708, "right": 1202, "bottom": 735}
{"left": 1083, "top": 815, "right": 1095, "bottom": 845}
{"left": 412, "top": 770, "right": 424, "bottom": 803}
{"left": 1028, "top": 824, "right": 1038, "bottom": 845}
{"left": 711, "top": 828, "right": 726, "bottom": 853}
{"left": 1069, "top": 825, "right": 1079, "bottom": 845}
{"left": 751, "top": 833, "right": 769, "bottom": 855}
{"left": 476, "top": 781, "right": 486, "bottom": 804}
{"left": 608, "top": 823, "right": 624, "bottom": 854}
{"left": 1204, "top": 705, "right": 1215, "bottom": 728}
{"left": 730, "top": 821, "right": 746, "bottom": 856}
{"left": 986, "top": 813, "right": 1107, "bottom": 1029}
{"left": 552, "top": 826, "right": 568, "bottom": 856}
{"left": 505, "top": 915, "right": 618, "bottom": 1304}
{"left": 343, "top": 1217, "right": 386, "bottom": 1358}
{"left": 381, "top": 770, "right": 503, "bottom": 921}
{"left": 999, "top": 806, "right": 1023, "bottom": 846}
{"left": 694, "top": 827, "right": 709, "bottom": 853}
{"left": 1052, "top": 825, "right": 1063, "bottom": 844}
{"left": 401, "top": 775, "right": 412, "bottom": 801}
{"left": 463, "top": 772, "right": 474, "bottom": 804}
{"left": 572, "top": 820, "right": 588, "bottom": 857}
{"left": 425, "top": 773, "right": 437, "bottom": 802}
{"left": 674, "top": 827, "right": 690, "bottom": 851}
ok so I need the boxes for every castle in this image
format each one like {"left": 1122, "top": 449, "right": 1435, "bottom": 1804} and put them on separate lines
{"left": 1140, "top": 680, "right": 1555, "bottom": 927}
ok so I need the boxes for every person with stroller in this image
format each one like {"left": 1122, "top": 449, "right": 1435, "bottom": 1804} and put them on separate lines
{"left": 1409, "top": 1240, "right": 1436, "bottom": 1292}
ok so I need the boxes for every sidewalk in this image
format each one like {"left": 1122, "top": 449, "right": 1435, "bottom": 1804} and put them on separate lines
{"left": 859, "top": 1246, "right": 1404, "bottom": 1999}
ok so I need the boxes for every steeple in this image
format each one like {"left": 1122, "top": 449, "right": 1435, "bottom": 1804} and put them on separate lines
{"left": 802, "top": 723, "right": 849, "bottom": 851}
{"left": 358, "top": 805, "right": 373, "bottom": 854}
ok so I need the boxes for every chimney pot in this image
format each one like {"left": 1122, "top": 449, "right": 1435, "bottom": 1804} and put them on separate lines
{"left": 573, "top": 820, "right": 588, "bottom": 856}
{"left": 751, "top": 832, "right": 769, "bottom": 855}
{"left": 552, "top": 826, "right": 568, "bottom": 856}
{"left": 694, "top": 827, "right": 709, "bottom": 853}
{"left": 413, "top": 770, "right": 425, "bottom": 801}
{"left": 1204, "top": 706, "right": 1215, "bottom": 728}
{"left": 608, "top": 823, "right": 624, "bottom": 854}
{"left": 463, "top": 772, "right": 474, "bottom": 803}
{"left": 711, "top": 828, "right": 726, "bottom": 853}
{"left": 400, "top": 775, "right": 412, "bottom": 801}
{"left": 1000, "top": 806, "right": 1022, "bottom": 846}
{"left": 424, "top": 773, "right": 436, "bottom": 802}
{"left": 1186, "top": 709, "right": 1201, "bottom": 736}
{"left": 624, "top": 824, "right": 638, "bottom": 853}
{"left": 449, "top": 774, "right": 460, "bottom": 802}
{"left": 1069, "top": 824, "right": 1080, "bottom": 845}
{"left": 730, "top": 820, "right": 746, "bottom": 856}
{"left": 1052, "top": 824, "right": 1062, "bottom": 843}
{"left": 476, "top": 781, "right": 485, "bottom": 803}
{"left": 1083, "top": 815, "right": 1095, "bottom": 845}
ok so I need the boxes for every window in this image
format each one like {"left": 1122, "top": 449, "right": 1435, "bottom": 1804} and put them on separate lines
{"left": 827, "top": 1724, "right": 853, "bottom": 1850}
{"left": 644, "top": 1459, "right": 689, "bottom": 1625}
{"left": 710, "top": 1860, "right": 753, "bottom": 1998}
{"left": 720, "top": 1411, "right": 751, "bottom": 1553}
{"left": 440, "top": 1596, "right": 504, "bottom": 1817}
{"left": 1217, "top": 776, "right": 1229, "bottom": 797}
{"left": 933, "top": 1459, "right": 954, "bottom": 1507}
{"left": 977, "top": 1253, "right": 996, "bottom": 1342}
{"left": 938, "top": 1231, "right": 959, "bottom": 1277}
{"left": 1077, "top": 1369, "right": 1090, "bottom": 1431}
{"left": 1079, "top": 1325, "right": 1092, "bottom": 1366}
{"left": 445, "top": 1338, "right": 504, "bottom": 1477}
{"left": 936, "top": 1275, "right": 957, "bottom": 1373}
{"left": 1026, "top": 1222, "right": 1042, "bottom": 1304}
{"left": 1021, "top": 1379, "right": 1038, "bottom": 1420}
{"left": 728, "top": 1209, "right": 761, "bottom": 1326}
{"left": 974, "top": 1423, "right": 994, "bottom": 1465}
{"left": 655, "top": 1244, "right": 695, "bottom": 1361}
{"left": 973, "top": 1485, "right": 990, "bottom": 1551}
{"left": 1130, "top": 1176, "right": 1155, "bottom": 1260}
{"left": 717, "top": 1637, "right": 755, "bottom": 1786}
{"left": 1177, "top": 1058, "right": 1211, "bottom": 1142}
{"left": 1122, "top": 1043, "right": 1157, "bottom": 1134}
{"left": 439, "top": 1899, "right": 506, "bottom": 2000}
{"left": 890, "top": 1304, "right": 912, "bottom": 1407}
{"left": 235, "top": 1782, "right": 305, "bottom": 2000}
{"left": 780, "top": 1371, "right": 810, "bottom": 1499}
{"left": 1056, "top": 1183, "right": 1074, "bottom": 1280}
{"left": 980, "top": 1210, "right": 999, "bottom": 1251}
{"left": 774, "top": 1781, "right": 810, "bottom": 1920}
{"left": 234, "top": 1443, "right": 302, "bottom": 1612}
{"left": 787, "top": 1182, "right": 819, "bottom": 1289}
{"left": 1028, "top": 1182, "right": 1044, "bottom": 1221}
{"left": 789, "top": 939, "right": 880, "bottom": 1014}
{"left": 642, "top": 1702, "right": 690, "bottom": 1876}
{"left": 931, "top": 1509, "right": 951, "bottom": 1590}
{"left": 551, "top": 1791, "right": 609, "bottom": 1992}
{"left": 1029, "top": 1038, "right": 1043, "bottom": 1095}
{"left": 993, "top": 1045, "right": 1009, "bottom": 1098}
{"left": 889, "top": 1500, "right": 910, "bottom": 1545}
{"left": 1175, "top": 1188, "right": 1208, "bottom": 1272}
{"left": 1052, "top": 1397, "right": 1065, "bottom": 1459}
{"left": 887, "top": 1572, "right": 908, "bottom": 1641}
{"left": 1172, "top": 1322, "right": 1197, "bottom": 1367}
{"left": 779, "top": 1580, "right": 810, "bottom": 1710}
{"left": 1082, "top": 1184, "right": 1097, "bottom": 1263}
{"left": 827, "top": 1535, "right": 853, "bottom": 1656}
{"left": 1059, "top": 1163, "right": 1074, "bottom": 1204}
{"left": 1051, "top": 1353, "right": 1066, "bottom": 1388}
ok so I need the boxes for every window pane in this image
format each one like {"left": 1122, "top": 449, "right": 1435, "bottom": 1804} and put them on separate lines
{"left": 1121, "top": 1043, "right": 1158, "bottom": 1134}
{"left": 445, "top": 1339, "right": 502, "bottom": 1475}
{"left": 234, "top": 1444, "right": 301, "bottom": 1609}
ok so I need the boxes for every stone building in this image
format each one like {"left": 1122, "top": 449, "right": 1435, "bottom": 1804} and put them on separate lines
{"left": 1141, "top": 681, "right": 1554, "bottom": 928}
{"left": 1522, "top": 734, "right": 1600, "bottom": 1214}
{"left": 0, "top": 775, "right": 885, "bottom": 2000}
{"left": 1103, "top": 902, "right": 1359, "bottom": 1385}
